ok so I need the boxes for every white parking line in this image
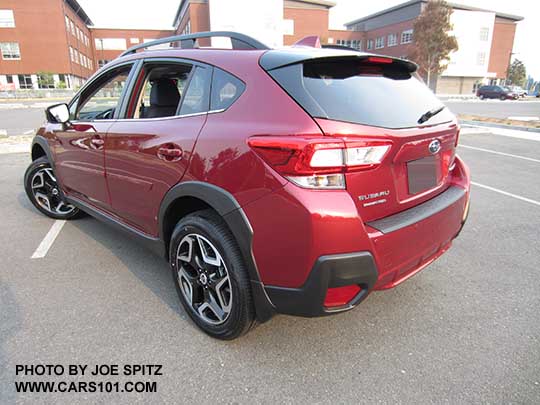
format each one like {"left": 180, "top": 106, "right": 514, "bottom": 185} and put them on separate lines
{"left": 461, "top": 125, "right": 540, "bottom": 142}
{"left": 31, "top": 220, "right": 66, "bottom": 259}
{"left": 23, "top": 129, "right": 34, "bottom": 135}
{"left": 459, "top": 145, "right": 540, "bottom": 163}
{"left": 472, "top": 182, "right": 540, "bottom": 207}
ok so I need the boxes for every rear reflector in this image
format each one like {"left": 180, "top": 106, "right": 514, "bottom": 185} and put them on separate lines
{"left": 324, "top": 285, "right": 362, "bottom": 307}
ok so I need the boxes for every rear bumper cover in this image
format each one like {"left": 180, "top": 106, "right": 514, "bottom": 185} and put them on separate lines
{"left": 264, "top": 252, "right": 378, "bottom": 317}
{"left": 264, "top": 184, "right": 469, "bottom": 317}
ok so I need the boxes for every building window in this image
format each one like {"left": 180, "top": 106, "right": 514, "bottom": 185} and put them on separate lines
{"left": 70, "top": 20, "right": 75, "bottom": 36}
{"left": 0, "top": 10, "right": 15, "bottom": 27}
{"left": 18, "top": 74, "right": 33, "bottom": 89}
{"left": 375, "top": 36, "right": 384, "bottom": 49}
{"left": 401, "top": 29, "right": 413, "bottom": 44}
{"left": 182, "top": 20, "right": 191, "bottom": 35}
{"left": 387, "top": 33, "right": 397, "bottom": 47}
{"left": 0, "top": 42, "right": 20, "bottom": 59}
{"left": 74, "top": 49, "right": 79, "bottom": 64}
{"left": 98, "top": 60, "right": 110, "bottom": 68}
{"left": 65, "top": 15, "right": 69, "bottom": 30}
{"left": 130, "top": 38, "right": 140, "bottom": 44}
{"left": 95, "top": 38, "right": 127, "bottom": 51}
{"left": 350, "top": 40, "right": 361, "bottom": 50}
{"left": 38, "top": 73, "right": 55, "bottom": 89}
{"left": 477, "top": 52, "right": 486, "bottom": 66}
{"left": 366, "top": 39, "right": 373, "bottom": 50}
{"left": 479, "top": 27, "right": 489, "bottom": 41}
{"left": 283, "top": 19, "right": 294, "bottom": 36}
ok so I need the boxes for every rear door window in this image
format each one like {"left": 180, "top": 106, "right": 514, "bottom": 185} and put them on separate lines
{"left": 268, "top": 58, "right": 454, "bottom": 129}
{"left": 179, "top": 66, "right": 211, "bottom": 115}
{"left": 210, "top": 68, "right": 245, "bottom": 111}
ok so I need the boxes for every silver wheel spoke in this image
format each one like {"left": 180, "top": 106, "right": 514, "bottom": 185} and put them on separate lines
{"left": 196, "top": 235, "right": 221, "bottom": 267}
{"left": 198, "top": 292, "right": 226, "bottom": 322}
{"left": 214, "top": 275, "right": 232, "bottom": 314}
{"left": 34, "top": 192, "right": 51, "bottom": 211}
{"left": 178, "top": 267, "right": 195, "bottom": 305}
{"left": 177, "top": 236, "right": 193, "bottom": 263}
{"left": 44, "top": 168, "right": 57, "bottom": 183}
{"left": 32, "top": 172, "right": 45, "bottom": 189}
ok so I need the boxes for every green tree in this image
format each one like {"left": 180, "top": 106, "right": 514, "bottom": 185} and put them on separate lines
{"left": 409, "top": 0, "right": 458, "bottom": 89}
{"left": 37, "top": 72, "right": 55, "bottom": 89}
{"left": 507, "top": 59, "right": 526, "bottom": 86}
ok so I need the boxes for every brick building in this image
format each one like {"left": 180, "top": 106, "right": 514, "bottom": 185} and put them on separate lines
{"left": 344, "top": 1, "right": 523, "bottom": 93}
{"left": 171, "top": 0, "right": 362, "bottom": 48}
{"left": 0, "top": 0, "right": 174, "bottom": 90}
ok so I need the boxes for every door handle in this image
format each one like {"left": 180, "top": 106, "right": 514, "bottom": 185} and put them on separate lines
{"left": 157, "top": 144, "right": 183, "bottom": 162}
{"left": 90, "top": 135, "right": 104, "bottom": 149}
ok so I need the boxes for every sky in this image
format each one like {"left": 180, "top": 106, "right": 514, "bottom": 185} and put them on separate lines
{"left": 78, "top": 0, "right": 540, "bottom": 79}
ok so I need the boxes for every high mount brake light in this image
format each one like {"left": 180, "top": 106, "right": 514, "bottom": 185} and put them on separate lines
{"left": 366, "top": 56, "right": 393, "bottom": 64}
{"left": 248, "top": 136, "right": 391, "bottom": 189}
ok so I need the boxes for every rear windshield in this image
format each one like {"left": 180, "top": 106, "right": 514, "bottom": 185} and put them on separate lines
{"left": 268, "top": 58, "right": 454, "bottom": 129}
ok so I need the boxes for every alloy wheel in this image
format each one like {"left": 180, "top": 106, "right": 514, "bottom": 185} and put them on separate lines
{"left": 31, "top": 167, "right": 76, "bottom": 215}
{"left": 176, "top": 233, "right": 233, "bottom": 325}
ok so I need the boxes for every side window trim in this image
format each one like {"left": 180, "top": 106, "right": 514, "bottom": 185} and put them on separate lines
{"left": 115, "top": 59, "right": 143, "bottom": 119}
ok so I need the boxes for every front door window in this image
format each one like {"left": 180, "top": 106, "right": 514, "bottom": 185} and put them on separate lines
{"left": 75, "top": 64, "right": 133, "bottom": 121}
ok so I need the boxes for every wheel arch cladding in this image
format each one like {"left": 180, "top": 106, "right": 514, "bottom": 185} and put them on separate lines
{"left": 158, "top": 181, "right": 276, "bottom": 322}
{"left": 31, "top": 136, "right": 54, "bottom": 165}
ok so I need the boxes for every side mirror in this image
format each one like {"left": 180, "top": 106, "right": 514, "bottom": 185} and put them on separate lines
{"left": 46, "top": 103, "right": 70, "bottom": 124}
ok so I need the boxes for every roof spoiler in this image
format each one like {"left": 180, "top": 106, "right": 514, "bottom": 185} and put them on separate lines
{"left": 284, "top": 36, "right": 417, "bottom": 73}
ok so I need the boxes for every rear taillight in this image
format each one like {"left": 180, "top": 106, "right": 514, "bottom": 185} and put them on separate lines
{"left": 248, "top": 136, "right": 391, "bottom": 189}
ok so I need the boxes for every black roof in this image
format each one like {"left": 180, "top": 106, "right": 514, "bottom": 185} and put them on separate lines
{"left": 346, "top": 0, "right": 523, "bottom": 27}
{"left": 65, "top": 0, "right": 94, "bottom": 26}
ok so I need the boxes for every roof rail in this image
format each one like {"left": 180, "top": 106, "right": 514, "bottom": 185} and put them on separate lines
{"left": 120, "top": 31, "right": 270, "bottom": 57}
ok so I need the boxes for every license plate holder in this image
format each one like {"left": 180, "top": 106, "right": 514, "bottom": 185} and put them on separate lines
{"left": 407, "top": 155, "right": 438, "bottom": 194}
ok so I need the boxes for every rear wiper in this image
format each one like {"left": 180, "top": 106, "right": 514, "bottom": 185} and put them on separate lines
{"left": 418, "top": 105, "right": 445, "bottom": 124}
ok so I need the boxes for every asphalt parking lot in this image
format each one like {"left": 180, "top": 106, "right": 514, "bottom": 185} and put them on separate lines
{"left": 1, "top": 128, "right": 539, "bottom": 403}
{"left": 445, "top": 98, "right": 540, "bottom": 119}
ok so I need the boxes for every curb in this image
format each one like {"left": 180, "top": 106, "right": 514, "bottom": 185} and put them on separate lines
{"left": 459, "top": 120, "right": 540, "bottom": 134}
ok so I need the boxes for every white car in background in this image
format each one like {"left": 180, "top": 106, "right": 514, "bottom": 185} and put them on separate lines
{"left": 506, "top": 86, "right": 527, "bottom": 97}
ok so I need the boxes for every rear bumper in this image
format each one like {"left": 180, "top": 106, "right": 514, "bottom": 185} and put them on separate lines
{"left": 264, "top": 182, "right": 469, "bottom": 317}
{"left": 264, "top": 252, "right": 378, "bottom": 317}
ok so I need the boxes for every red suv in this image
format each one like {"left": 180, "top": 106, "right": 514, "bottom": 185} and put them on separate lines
{"left": 24, "top": 32, "right": 470, "bottom": 339}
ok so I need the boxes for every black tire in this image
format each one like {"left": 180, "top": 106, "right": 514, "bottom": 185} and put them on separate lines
{"left": 479, "top": 94, "right": 485, "bottom": 100}
{"left": 169, "top": 210, "right": 256, "bottom": 340}
{"left": 500, "top": 95, "right": 506, "bottom": 100}
{"left": 24, "top": 157, "right": 82, "bottom": 220}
